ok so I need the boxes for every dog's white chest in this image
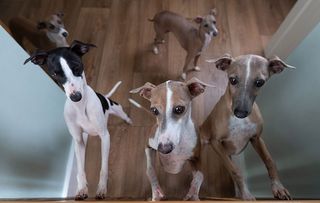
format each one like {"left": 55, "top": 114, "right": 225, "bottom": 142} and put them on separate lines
{"left": 156, "top": 132, "right": 197, "bottom": 174}
{"left": 201, "top": 33, "right": 212, "bottom": 51}
{"left": 225, "top": 116, "right": 257, "bottom": 155}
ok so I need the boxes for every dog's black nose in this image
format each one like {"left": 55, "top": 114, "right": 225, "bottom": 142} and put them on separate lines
{"left": 70, "top": 92, "right": 82, "bottom": 102}
{"left": 158, "top": 142, "right": 174, "bottom": 154}
{"left": 62, "top": 32, "right": 68, "bottom": 37}
{"left": 234, "top": 108, "right": 249, "bottom": 119}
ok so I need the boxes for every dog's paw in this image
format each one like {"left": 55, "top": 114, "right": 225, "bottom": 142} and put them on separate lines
{"left": 153, "top": 46, "right": 159, "bottom": 55}
{"left": 272, "top": 181, "right": 291, "bottom": 200}
{"left": 75, "top": 187, "right": 88, "bottom": 201}
{"left": 183, "top": 194, "right": 200, "bottom": 201}
{"left": 95, "top": 187, "right": 107, "bottom": 200}
{"left": 194, "top": 66, "right": 201, "bottom": 71}
{"left": 151, "top": 187, "right": 165, "bottom": 201}
{"left": 181, "top": 73, "right": 187, "bottom": 81}
{"left": 126, "top": 117, "right": 133, "bottom": 125}
{"left": 240, "top": 192, "right": 255, "bottom": 201}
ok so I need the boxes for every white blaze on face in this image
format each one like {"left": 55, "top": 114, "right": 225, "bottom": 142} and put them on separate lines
{"left": 60, "top": 57, "right": 84, "bottom": 98}
{"left": 244, "top": 55, "right": 252, "bottom": 89}
{"left": 158, "top": 81, "right": 182, "bottom": 146}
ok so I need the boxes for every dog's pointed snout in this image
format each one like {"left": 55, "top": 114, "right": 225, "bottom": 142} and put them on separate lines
{"left": 158, "top": 142, "right": 174, "bottom": 154}
{"left": 62, "top": 32, "right": 68, "bottom": 37}
{"left": 70, "top": 91, "right": 82, "bottom": 102}
{"left": 234, "top": 108, "right": 249, "bottom": 119}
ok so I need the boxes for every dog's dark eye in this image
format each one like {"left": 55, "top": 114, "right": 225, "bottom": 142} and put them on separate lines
{"left": 213, "top": 21, "right": 216, "bottom": 25}
{"left": 173, "top": 106, "right": 185, "bottom": 115}
{"left": 49, "top": 24, "right": 55, "bottom": 30}
{"left": 150, "top": 107, "right": 159, "bottom": 116}
{"left": 229, "top": 77, "right": 238, "bottom": 86}
{"left": 255, "top": 79, "right": 265, "bottom": 88}
{"left": 204, "top": 24, "right": 209, "bottom": 28}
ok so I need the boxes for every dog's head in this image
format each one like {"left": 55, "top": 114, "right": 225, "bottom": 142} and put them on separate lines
{"left": 24, "top": 40, "right": 96, "bottom": 102}
{"left": 194, "top": 8, "right": 218, "bottom": 37}
{"left": 208, "top": 54, "right": 295, "bottom": 119}
{"left": 130, "top": 78, "right": 212, "bottom": 154}
{"left": 37, "top": 12, "right": 69, "bottom": 45}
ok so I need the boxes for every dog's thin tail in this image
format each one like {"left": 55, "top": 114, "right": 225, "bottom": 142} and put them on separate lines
{"left": 148, "top": 18, "right": 155, "bottom": 22}
{"left": 128, "top": 98, "right": 153, "bottom": 116}
{"left": 105, "top": 81, "right": 122, "bottom": 98}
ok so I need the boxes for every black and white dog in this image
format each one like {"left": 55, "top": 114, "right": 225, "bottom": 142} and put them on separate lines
{"left": 24, "top": 40, "right": 132, "bottom": 200}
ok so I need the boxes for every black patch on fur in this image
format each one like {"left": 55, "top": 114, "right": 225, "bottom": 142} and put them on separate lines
{"left": 96, "top": 92, "right": 109, "bottom": 113}
{"left": 108, "top": 98, "right": 118, "bottom": 106}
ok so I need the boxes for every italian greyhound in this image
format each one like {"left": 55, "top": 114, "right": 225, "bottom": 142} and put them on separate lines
{"left": 201, "top": 54, "right": 294, "bottom": 200}
{"left": 150, "top": 9, "right": 218, "bottom": 80}
{"left": 9, "top": 12, "right": 69, "bottom": 51}
{"left": 130, "top": 78, "right": 213, "bottom": 201}
{"left": 24, "top": 40, "right": 132, "bottom": 200}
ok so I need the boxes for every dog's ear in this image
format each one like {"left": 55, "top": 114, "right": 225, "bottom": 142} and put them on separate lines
{"left": 268, "top": 56, "right": 295, "bottom": 75}
{"left": 210, "top": 8, "right": 217, "bottom": 16}
{"left": 37, "top": 21, "right": 47, "bottom": 30}
{"left": 70, "top": 40, "right": 97, "bottom": 57}
{"left": 24, "top": 50, "right": 48, "bottom": 65}
{"left": 194, "top": 16, "right": 203, "bottom": 24}
{"left": 186, "top": 77, "right": 215, "bottom": 98}
{"left": 207, "top": 54, "right": 233, "bottom": 71}
{"left": 129, "top": 82, "right": 156, "bottom": 101}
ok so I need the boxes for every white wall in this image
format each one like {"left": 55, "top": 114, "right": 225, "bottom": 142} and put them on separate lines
{"left": 0, "top": 26, "right": 72, "bottom": 198}
{"left": 244, "top": 21, "right": 320, "bottom": 199}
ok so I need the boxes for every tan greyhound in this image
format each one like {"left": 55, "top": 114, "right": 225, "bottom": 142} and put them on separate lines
{"left": 9, "top": 12, "right": 69, "bottom": 51}
{"left": 130, "top": 78, "right": 213, "bottom": 201}
{"left": 150, "top": 9, "right": 218, "bottom": 80}
{"left": 201, "top": 54, "right": 294, "bottom": 200}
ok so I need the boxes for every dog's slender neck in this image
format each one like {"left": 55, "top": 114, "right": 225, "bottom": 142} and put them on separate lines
{"left": 198, "top": 26, "right": 211, "bottom": 44}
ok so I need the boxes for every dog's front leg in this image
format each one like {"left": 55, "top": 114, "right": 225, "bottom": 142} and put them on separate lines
{"left": 211, "top": 140, "right": 255, "bottom": 200}
{"left": 250, "top": 136, "right": 291, "bottom": 200}
{"left": 72, "top": 130, "right": 88, "bottom": 200}
{"left": 96, "top": 131, "right": 111, "bottom": 200}
{"left": 145, "top": 147, "right": 165, "bottom": 201}
{"left": 184, "top": 161, "right": 203, "bottom": 201}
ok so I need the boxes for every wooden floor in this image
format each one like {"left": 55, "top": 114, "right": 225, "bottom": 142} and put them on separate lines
{"left": 0, "top": 0, "right": 295, "bottom": 200}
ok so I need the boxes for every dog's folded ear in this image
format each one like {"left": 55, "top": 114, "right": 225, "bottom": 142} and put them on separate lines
{"left": 37, "top": 21, "right": 47, "bottom": 30}
{"left": 24, "top": 50, "right": 48, "bottom": 65}
{"left": 210, "top": 8, "right": 217, "bottom": 16}
{"left": 268, "top": 56, "right": 295, "bottom": 75}
{"left": 129, "top": 82, "right": 156, "bottom": 100}
{"left": 186, "top": 77, "right": 215, "bottom": 98}
{"left": 70, "top": 40, "right": 97, "bottom": 57}
{"left": 207, "top": 53, "right": 233, "bottom": 71}
{"left": 194, "top": 16, "right": 203, "bottom": 24}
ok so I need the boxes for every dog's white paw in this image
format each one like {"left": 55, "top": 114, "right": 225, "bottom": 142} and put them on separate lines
{"left": 153, "top": 46, "right": 159, "bottom": 55}
{"left": 126, "top": 117, "right": 133, "bottom": 125}
{"left": 151, "top": 187, "right": 165, "bottom": 201}
{"left": 75, "top": 187, "right": 88, "bottom": 201}
{"left": 181, "top": 73, "right": 187, "bottom": 81}
{"left": 194, "top": 66, "right": 201, "bottom": 71}
{"left": 95, "top": 185, "right": 107, "bottom": 200}
{"left": 240, "top": 191, "right": 256, "bottom": 200}
{"left": 272, "top": 181, "right": 291, "bottom": 200}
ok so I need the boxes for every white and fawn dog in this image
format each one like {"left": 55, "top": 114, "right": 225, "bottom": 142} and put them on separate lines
{"left": 130, "top": 78, "right": 213, "bottom": 201}
{"left": 201, "top": 54, "right": 295, "bottom": 200}
{"left": 150, "top": 9, "right": 218, "bottom": 80}
{"left": 9, "top": 12, "right": 69, "bottom": 51}
{"left": 24, "top": 40, "right": 132, "bottom": 200}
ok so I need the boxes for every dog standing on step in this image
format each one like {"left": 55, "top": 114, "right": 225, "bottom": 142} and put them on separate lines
{"left": 9, "top": 12, "right": 69, "bottom": 51}
{"left": 150, "top": 9, "right": 218, "bottom": 80}
{"left": 201, "top": 54, "right": 294, "bottom": 200}
{"left": 130, "top": 78, "right": 213, "bottom": 200}
{"left": 24, "top": 40, "right": 132, "bottom": 200}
